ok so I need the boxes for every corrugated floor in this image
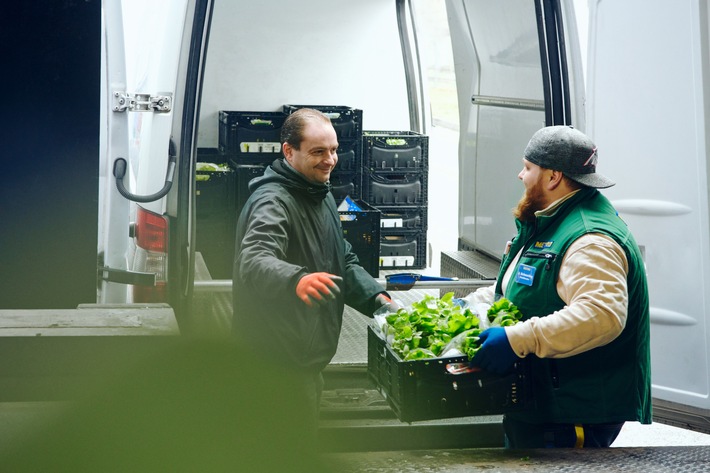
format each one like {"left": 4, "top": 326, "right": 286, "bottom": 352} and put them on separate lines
{"left": 323, "top": 446, "right": 710, "bottom": 472}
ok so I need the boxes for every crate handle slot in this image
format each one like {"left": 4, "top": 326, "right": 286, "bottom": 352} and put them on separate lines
{"left": 446, "top": 362, "right": 481, "bottom": 375}
{"left": 250, "top": 118, "right": 273, "bottom": 125}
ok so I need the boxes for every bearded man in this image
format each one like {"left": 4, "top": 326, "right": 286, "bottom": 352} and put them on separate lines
{"left": 468, "top": 125, "right": 652, "bottom": 448}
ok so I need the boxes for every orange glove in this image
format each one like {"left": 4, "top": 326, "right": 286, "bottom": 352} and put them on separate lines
{"left": 296, "top": 273, "right": 343, "bottom": 306}
{"left": 375, "top": 293, "right": 401, "bottom": 312}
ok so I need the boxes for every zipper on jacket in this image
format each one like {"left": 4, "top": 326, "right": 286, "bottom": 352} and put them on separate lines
{"left": 521, "top": 251, "right": 557, "bottom": 270}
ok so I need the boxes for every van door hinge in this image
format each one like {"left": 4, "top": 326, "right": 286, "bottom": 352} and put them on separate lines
{"left": 99, "top": 266, "right": 157, "bottom": 286}
{"left": 112, "top": 91, "right": 172, "bottom": 113}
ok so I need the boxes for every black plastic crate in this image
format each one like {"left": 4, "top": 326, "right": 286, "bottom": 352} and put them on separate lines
{"left": 334, "top": 138, "right": 361, "bottom": 173}
{"left": 229, "top": 161, "right": 267, "bottom": 218}
{"left": 196, "top": 163, "right": 236, "bottom": 218}
{"left": 218, "top": 111, "right": 286, "bottom": 163}
{"left": 367, "top": 326, "right": 533, "bottom": 423}
{"left": 339, "top": 200, "right": 380, "bottom": 278}
{"left": 378, "top": 206, "right": 428, "bottom": 232}
{"left": 363, "top": 130, "right": 429, "bottom": 172}
{"left": 283, "top": 104, "right": 362, "bottom": 140}
{"left": 379, "top": 230, "right": 427, "bottom": 269}
{"left": 195, "top": 212, "right": 236, "bottom": 280}
{"left": 330, "top": 172, "right": 362, "bottom": 201}
{"left": 364, "top": 171, "right": 427, "bottom": 207}
{"left": 197, "top": 147, "right": 226, "bottom": 164}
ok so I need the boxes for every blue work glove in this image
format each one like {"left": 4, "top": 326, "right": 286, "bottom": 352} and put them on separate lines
{"left": 471, "top": 327, "right": 519, "bottom": 374}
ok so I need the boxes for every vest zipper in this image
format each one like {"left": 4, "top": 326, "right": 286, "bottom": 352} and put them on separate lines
{"left": 521, "top": 251, "right": 557, "bottom": 270}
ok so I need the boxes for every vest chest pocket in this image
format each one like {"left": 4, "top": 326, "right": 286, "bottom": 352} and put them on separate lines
{"left": 521, "top": 251, "right": 558, "bottom": 270}
{"left": 514, "top": 251, "right": 558, "bottom": 287}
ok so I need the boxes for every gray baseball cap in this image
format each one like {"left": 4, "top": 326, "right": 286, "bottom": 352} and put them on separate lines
{"left": 523, "top": 125, "right": 615, "bottom": 189}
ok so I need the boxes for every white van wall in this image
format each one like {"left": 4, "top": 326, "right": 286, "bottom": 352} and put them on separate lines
{"left": 587, "top": 0, "right": 710, "bottom": 411}
{"left": 197, "top": 0, "right": 412, "bottom": 148}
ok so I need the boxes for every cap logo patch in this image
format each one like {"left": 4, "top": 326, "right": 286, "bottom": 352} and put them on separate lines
{"left": 584, "top": 147, "right": 598, "bottom": 167}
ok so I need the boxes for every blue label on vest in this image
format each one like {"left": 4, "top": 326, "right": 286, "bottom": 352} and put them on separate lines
{"left": 515, "top": 264, "right": 536, "bottom": 286}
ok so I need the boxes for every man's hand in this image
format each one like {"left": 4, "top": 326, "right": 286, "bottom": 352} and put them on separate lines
{"left": 471, "top": 327, "right": 519, "bottom": 374}
{"left": 296, "top": 273, "right": 342, "bottom": 307}
{"left": 375, "top": 293, "right": 401, "bottom": 313}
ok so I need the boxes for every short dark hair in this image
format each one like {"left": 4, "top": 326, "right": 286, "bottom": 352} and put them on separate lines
{"left": 280, "top": 108, "right": 331, "bottom": 150}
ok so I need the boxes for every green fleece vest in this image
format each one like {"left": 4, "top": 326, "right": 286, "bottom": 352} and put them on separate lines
{"left": 497, "top": 188, "right": 652, "bottom": 425}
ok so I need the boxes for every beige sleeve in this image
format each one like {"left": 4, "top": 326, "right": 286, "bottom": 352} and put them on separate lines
{"left": 464, "top": 283, "right": 496, "bottom": 306}
{"left": 505, "top": 233, "right": 629, "bottom": 359}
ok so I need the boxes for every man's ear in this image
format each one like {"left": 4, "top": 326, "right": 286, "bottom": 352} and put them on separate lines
{"left": 547, "top": 169, "right": 565, "bottom": 190}
{"left": 282, "top": 142, "right": 293, "bottom": 163}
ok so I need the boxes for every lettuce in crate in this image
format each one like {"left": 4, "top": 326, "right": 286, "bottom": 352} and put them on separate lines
{"left": 377, "top": 292, "right": 522, "bottom": 361}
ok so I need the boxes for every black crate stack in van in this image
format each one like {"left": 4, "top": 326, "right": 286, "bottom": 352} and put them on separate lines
{"left": 197, "top": 106, "right": 378, "bottom": 279}
{"left": 194, "top": 111, "right": 286, "bottom": 278}
{"left": 218, "top": 110, "right": 287, "bottom": 219}
{"left": 362, "top": 131, "right": 429, "bottom": 270}
{"left": 199, "top": 107, "right": 433, "bottom": 278}
{"left": 195, "top": 150, "right": 237, "bottom": 279}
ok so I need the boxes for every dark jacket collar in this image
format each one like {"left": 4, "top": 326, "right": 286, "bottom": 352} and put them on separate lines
{"left": 249, "top": 158, "right": 331, "bottom": 200}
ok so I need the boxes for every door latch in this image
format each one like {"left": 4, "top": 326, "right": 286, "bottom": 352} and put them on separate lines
{"left": 112, "top": 91, "right": 172, "bottom": 113}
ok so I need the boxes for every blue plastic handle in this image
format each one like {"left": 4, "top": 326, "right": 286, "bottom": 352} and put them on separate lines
{"left": 385, "top": 273, "right": 457, "bottom": 290}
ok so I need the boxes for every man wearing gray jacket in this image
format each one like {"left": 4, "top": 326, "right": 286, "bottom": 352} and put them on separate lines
{"left": 232, "top": 108, "right": 391, "bottom": 416}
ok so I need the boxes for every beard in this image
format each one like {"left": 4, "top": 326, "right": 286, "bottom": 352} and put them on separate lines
{"left": 513, "top": 179, "right": 546, "bottom": 222}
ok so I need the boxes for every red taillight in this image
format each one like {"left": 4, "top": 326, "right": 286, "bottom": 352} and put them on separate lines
{"left": 136, "top": 207, "right": 169, "bottom": 253}
{"left": 132, "top": 206, "right": 169, "bottom": 303}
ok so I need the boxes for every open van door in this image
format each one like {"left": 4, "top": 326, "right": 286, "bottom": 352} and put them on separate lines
{"left": 447, "top": 0, "right": 585, "bottom": 257}
{"left": 586, "top": 0, "right": 710, "bottom": 433}
{"left": 99, "top": 0, "right": 212, "bottom": 328}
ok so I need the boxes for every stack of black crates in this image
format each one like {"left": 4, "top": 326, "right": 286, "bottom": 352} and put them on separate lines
{"left": 194, "top": 110, "right": 288, "bottom": 279}
{"left": 195, "top": 149, "right": 236, "bottom": 279}
{"left": 196, "top": 106, "right": 428, "bottom": 279}
{"left": 218, "top": 105, "right": 366, "bottom": 212}
{"left": 362, "top": 130, "right": 429, "bottom": 270}
{"left": 219, "top": 110, "right": 287, "bottom": 218}
{"left": 202, "top": 105, "right": 381, "bottom": 278}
